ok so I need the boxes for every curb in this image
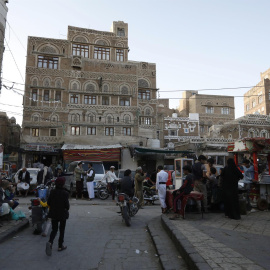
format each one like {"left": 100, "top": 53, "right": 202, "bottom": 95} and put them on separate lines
{"left": 148, "top": 217, "right": 188, "bottom": 270}
{"left": 161, "top": 215, "right": 211, "bottom": 270}
{"left": 0, "top": 218, "right": 29, "bottom": 244}
{"left": 148, "top": 220, "right": 169, "bottom": 270}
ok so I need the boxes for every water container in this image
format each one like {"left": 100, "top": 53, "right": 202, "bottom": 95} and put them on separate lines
{"left": 150, "top": 139, "right": 160, "bottom": 149}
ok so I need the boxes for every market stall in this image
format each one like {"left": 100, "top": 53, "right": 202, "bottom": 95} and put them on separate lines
{"left": 228, "top": 138, "right": 270, "bottom": 210}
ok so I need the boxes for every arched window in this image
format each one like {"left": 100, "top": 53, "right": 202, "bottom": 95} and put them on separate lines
{"left": 51, "top": 115, "right": 58, "bottom": 122}
{"left": 43, "top": 78, "right": 50, "bottom": 87}
{"left": 71, "top": 114, "right": 80, "bottom": 123}
{"left": 121, "top": 86, "right": 129, "bottom": 95}
{"left": 55, "top": 79, "right": 62, "bottom": 88}
{"left": 124, "top": 115, "right": 131, "bottom": 124}
{"left": 138, "top": 79, "right": 149, "bottom": 88}
{"left": 88, "top": 113, "right": 96, "bottom": 123}
{"left": 107, "top": 115, "right": 113, "bottom": 124}
{"left": 145, "top": 108, "right": 151, "bottom": 116}
{"left": 86, "top": 84, "right": 95, "bottom": 92}
{"left": 248, "top": 128, "right": 256, "bottom": 138}
{"left": 32, "top": 78, "right": 38, "bottom": 86}
{"left": 32, "top": 114, "right": 40, "bottom": 122}
{"left": 103, "top": 84, "right": 109, "bottom": 93}
{"left": 72, "top": 82, "right": 78, "bottom": 90}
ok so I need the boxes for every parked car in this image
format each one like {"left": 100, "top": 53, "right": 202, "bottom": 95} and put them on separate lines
{"left": 14, "top": 168, "right": 40, "bottom": 191}
{"left": 118, "top": 169, "right": 136, "bottom": 180}
{"left": 64, "top": 161, "right": 105, "bottom": 196}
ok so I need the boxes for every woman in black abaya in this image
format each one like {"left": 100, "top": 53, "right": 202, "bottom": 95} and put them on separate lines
{"left": 221, "top": 158, "right": 243, "bottom": 220}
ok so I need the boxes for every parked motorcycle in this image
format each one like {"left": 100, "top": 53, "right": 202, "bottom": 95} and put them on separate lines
{"left": 143, "top": 181, "right": 159, "bottom": 205}
{"left": 29, "top": 180, "right": 55, "bottom": 234}
{"left": 98, "top": 180, "right": 119, "bottom": 200}
{"left": 117, "top": 193, "right": 139, "bottom": 227}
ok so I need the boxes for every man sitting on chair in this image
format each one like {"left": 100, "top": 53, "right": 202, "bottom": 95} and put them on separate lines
{"left": 170, "top": 165, "right": 194, "bottom": 220}
{"left": 17, "top": 168, "right": 30, "bottom": 197}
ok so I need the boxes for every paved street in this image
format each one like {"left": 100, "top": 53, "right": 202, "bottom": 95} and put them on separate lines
{"left": 0, "top": 197, "right": 162, "bottom": 270}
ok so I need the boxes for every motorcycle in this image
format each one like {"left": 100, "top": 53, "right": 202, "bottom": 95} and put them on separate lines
{"left": 98, "top": 180, "right": 120, "bottom": 200}
{"left": 117, "top": 193, "right": 139, "bottom": 227}
{"left": 143, "top": 181, "right": 159, "bottom": 205}
{"left": 29, "top": 180, "right": 55, "bottom": 234}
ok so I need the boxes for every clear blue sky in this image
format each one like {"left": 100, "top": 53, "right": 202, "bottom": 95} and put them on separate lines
{"left": 1, "top": 0, "right": 270, "bottom": 124}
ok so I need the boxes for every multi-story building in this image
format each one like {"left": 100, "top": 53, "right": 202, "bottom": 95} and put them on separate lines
{"left": 244, "top": 68, "right": 270, "bottom": 115}
{"left": 179, "top": 91, "right": 235, "bottom": 136}
{"left": 21, "top": 22, "right": 158, "bottom": 170}
{"left": 0, "top": 0, "right": 8, "bottom": 94}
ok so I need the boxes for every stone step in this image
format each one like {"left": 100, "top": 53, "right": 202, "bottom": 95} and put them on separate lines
{"left": 148, "top": 216, "right": 188, "bottom": 270}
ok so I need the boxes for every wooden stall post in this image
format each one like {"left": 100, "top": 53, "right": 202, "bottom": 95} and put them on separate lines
{"left": 234, "top": 153, "right": 238, "bottom": 166}
{"left": 253, "top": 152, "right": 258, "bottom": 181}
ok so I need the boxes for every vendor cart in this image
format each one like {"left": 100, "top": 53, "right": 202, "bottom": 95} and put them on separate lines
{"left": 228, "top": 137, "right": 270, "bottom": 210}
{"left": 174, "top": 158, "right": 194, "bottom": 189}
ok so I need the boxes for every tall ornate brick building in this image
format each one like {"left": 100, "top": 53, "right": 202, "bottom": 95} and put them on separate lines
{"left": 244, "top": 68, "right": 270, "bottom": 115}
{"left": 21, "top": 22, "right": 158, "bottom": 169}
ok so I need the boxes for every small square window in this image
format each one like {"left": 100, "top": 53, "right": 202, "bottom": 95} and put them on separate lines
{"left": 71, "top": 126, "right": 80, "bottom": 135}
{"left": 87, "top": 127, "right": 96, "bottom": 135}
{"left": 50, "top": 129, "right": 56, "bottom": 136}
{"left": 32, "top": 128, "right": 39, "bottom": 137}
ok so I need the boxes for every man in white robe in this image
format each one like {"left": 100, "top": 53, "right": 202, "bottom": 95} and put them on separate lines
{"left": 156, "top": 165, "right": 168, "bottom": 213}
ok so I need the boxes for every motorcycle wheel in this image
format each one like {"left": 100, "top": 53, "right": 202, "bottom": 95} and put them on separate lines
{"left": 122, "top": 206, "right": 131, "bottom": 227}
{"left": 98, "top": 188, "right": 110, "bottom": 200}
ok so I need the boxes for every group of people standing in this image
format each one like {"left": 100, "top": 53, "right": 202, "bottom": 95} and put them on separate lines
{"left": 169, "top": 155, "right": 254, "bottom": 220}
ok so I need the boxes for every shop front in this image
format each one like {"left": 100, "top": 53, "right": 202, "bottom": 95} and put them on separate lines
{"left": 21, "top": 143, "right": 63, "bottom": 168}
{"left": 61, "top": 144, "right": 122, "bottom": 171}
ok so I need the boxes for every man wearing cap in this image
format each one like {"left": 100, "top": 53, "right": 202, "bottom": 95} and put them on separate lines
{"left": 156, "top": 165, "right": 168, "bottom": 213}
{"left": 74, "top": 162, "right": 86, "bottom": 199}
{"left": 134, "top": 167, "right": 146, "bottom": 208}
{"left": 102, "top": 166, "right": 119, "bottom": 200}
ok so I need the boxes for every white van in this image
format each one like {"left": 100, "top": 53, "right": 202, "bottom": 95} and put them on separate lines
{"left": 64, "top": 161, "right": 105, "bottom": 196}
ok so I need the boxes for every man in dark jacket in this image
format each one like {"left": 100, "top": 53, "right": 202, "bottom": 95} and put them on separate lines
{"left": 17, "top": 168, "right": 30, "bottom": 197}
{"left": 119, "top": 169, "right": 134, "bottom": 198}
{"left": 46, "top": 177, "right": 69, "bottom": 256}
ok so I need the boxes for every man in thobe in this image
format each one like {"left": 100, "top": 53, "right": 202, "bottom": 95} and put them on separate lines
{"left": 86, "top": 163, "right": 95, "bottom": 200}
{"left": 156, "top": 165, "right": 168, "bottom": 213}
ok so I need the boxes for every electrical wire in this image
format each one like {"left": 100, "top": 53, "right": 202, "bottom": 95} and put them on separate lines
{"left": 3, "top": 38, "right": 25, "bottom": 83}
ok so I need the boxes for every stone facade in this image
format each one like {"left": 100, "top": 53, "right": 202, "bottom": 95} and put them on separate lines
{"left": 179, "top": 91, "right": 235, "bottom": 136}
{"left": 244, "top": 68, "right": 270, "bottom": 115}
{"left": 0, "top": 0, "right": 8, "bottom": 94}
{"left": 210, "top": 114, "right": 270, "bottom": 140}
{"left": 21, "top": 22, "right": 157, "bottom": 167}
{"left": 0, "top": 112, "right": 21, "bottom": 154}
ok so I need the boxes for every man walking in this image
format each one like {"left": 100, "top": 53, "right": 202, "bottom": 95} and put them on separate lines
{"left": 74, "top": 162, "right": 86, "bottom": 199}
{"left": 134, "top": 167, "right": 146, "bottom": 208}
{"left": 46, "top": 177, "right": 69, "bottom": 256}
{"left": 156, "top": 165, "right": 168, "bottom": 213}
{"left": 86, "top": 163, "right": 95, "bottom": 200}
